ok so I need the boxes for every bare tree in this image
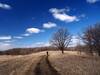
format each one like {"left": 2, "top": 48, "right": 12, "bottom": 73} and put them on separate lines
{"left": 50, "top": 28, "right": 72, "bottom": 54}
{"left": 92, "top": 24, "right": 100, "bottom": 56}
{"left": 75, "top": 36, "right": 83, "bottom": 55}
{"left": 82, "top": 23, "right": 100, "bottom": 56}
{"left": 82, "top": 26, "right": 94, "bottom": 55}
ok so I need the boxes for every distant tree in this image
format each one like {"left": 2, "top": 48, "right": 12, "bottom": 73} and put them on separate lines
{"left": 82, "top": 26, "right": 94, "bottom": 55}
{"left": 82, "top": 23, "right": 100, "bottom": 56}
{"left": 92, "top": 23, "right": 100, "bottom": 56}
{"left": 75, "top": 36, "right": 83, "bottom": 55}
{"left": 50, "top": 28, "right": 72, "bottom": 54}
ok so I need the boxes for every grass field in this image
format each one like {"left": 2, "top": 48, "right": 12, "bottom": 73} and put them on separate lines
{"left": 0, "top": 52, "right": 45, "bottom": 75}
{"left": 0, "top": 51, "right": 100, "bottom": 75}
{"left": 49, "top": 51, "right": 100, "bottom": 75}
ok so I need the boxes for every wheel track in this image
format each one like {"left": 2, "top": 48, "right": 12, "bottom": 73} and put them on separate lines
{"left": 35, "top": 55, "right": 60, "bottom": 75}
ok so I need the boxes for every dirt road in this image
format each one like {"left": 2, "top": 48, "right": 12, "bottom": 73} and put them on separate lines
{"left": 35, "top": 56, "right": 60, "bottom": 75}
{"left": 0, "top": 53, "right": 60, "bottom": 75}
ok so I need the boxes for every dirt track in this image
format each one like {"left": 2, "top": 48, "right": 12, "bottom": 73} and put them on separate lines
{"left": 35, "top": 56, "right": 60, "bottom": 75}
{"left": 0, "top": 53, "right": 60, "bottom": 75}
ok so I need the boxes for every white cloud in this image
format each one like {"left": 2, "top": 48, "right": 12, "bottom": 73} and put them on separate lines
{"left": 36, "top": 42, "right": 50, "bottom": 47}
{"left": 0, "top": 36, "right": 12, "bottom": 40}
{"left": 34, "top": 42, "right": 50, "bottom": 47}
{"left": 26, "top": 28, "right": 41, "bottom": 34}
{"left": 69, "top": 36, "right": 84, "bottom": 47}
{"left": 50, "top": 8, "right": 66, "bottom": 13}
{"left": 86, "top": 0, "right": 99, "bottom": 3}
{"left": 0, "top": 3, "right": 12, "bottom": 10}
{"left": 4, "top": 40, "right": 14, "bottom": 43}
{"left": 13, "top": 36, "right": 23, "bottom": 39}
{"left": 26, "top": 42, "right": 50, "bottom": 48}
{"left": 22, "top": 33, "right": 30, "bottom": 36}
{"left": 43, "top": 22, "right": 57, "bottom": 28}
{"left": 0, "top": 43, "right": 13, "bottom": 50}
{"left": 49, "top": 8, "right": 79, "bottom": 22}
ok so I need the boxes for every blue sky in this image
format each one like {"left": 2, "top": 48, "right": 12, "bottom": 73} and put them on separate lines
{"left": 0, "top": 0, "right": 100, "bottom": 50}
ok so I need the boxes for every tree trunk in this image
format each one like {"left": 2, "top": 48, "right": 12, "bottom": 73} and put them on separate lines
{"left": 97, "top": 50, "right": 100, "bottom": 56}
{"left": 62, "top": 49, "right": 64, "bottom": 54}
{"left": 88, "top": 45, "right": 93, "bottom": 56}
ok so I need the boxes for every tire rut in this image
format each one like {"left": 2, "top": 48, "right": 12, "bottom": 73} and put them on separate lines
{"left": 35, "top": 56, "right": 60, "bottom": 75}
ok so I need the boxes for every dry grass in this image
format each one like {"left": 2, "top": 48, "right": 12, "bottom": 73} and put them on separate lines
{"left": 0, "top": 51, "right": 100, "bottom": 75}
{"left": 0, "top": 52, "right": 46, "bottom": 75}
{"left": 49, "top": 51, "right": 100, "bottom": 75}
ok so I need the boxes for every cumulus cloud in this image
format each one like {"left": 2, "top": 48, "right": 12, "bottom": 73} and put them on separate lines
{"left": 49, "top": 8, "right": 79, "bottom": 22}
{"left": 43, "top": 22, "right": 57, "bottom": 28}
{"left": 0, "top": 3, "right": 12, "bottom": 10}
{"left": 13, "top": 36, "right": 23, "bottom": 39}
{"left": 22, "top": 33, "right": 30, "bottom": 36}
{"left": 0, "top": 43, "right": 13, "bottom": 50}
{"left": 26, "top": 28, "right": 41, "bottom": 34}
{"left": 0, "top": 36, "right": 12, "bottom": 40}
{"left": 86, "top": 0, "right": 99, "bottom": 3}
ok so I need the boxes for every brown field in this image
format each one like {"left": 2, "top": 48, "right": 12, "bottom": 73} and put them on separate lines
{"left": 0, "top": 51, "right": 100, "bottom": 75}
{"left": 49, "top": 51, "right": 100, "bottom": 75}
{"left": 0, "top": 52, "right": 45, "bottom": 75}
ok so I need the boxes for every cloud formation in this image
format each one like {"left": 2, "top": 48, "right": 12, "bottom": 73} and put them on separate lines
{"left": 0, "top": 43, "right": 12, "bottom": 50}
{"left": 86, "top": 0, "right": 99, "bottom": 3}
{"left": 0, "top": 36, "right": 12, "bottom": 40}
{"left": 69, "top": 36, "right": 84, "bottom": 47}
{"left": 22, "top": 33, "right": 30, "bottom": 36}
{"left": 4, "top": 40, "right": 14, "bottom": 43}
{"left": 27, "top": 42, "right": 50, "bottom": 48}
{"left": 49, "top": 8, "right": 79, "bottom": 22}
{"left": 26, "top": 28, "right": 41, "bottom": 34}
{"left": 13, "top": 36, "right": 23, "bottom": 39}
{"left": 43, "top": 22, "right": 57, "bottom": 28}
{"left": 34, "top": 42, "right": 50, "bottom": 47}
{"left": 0, "top": 3, "right": 12, "bottom": 10}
